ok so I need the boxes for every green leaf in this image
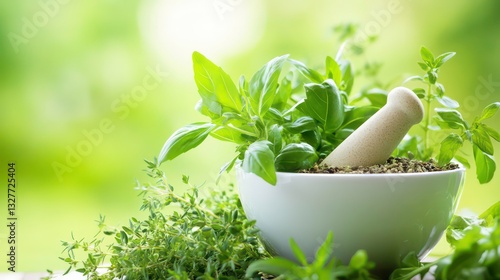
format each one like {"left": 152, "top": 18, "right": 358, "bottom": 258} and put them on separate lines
{"left": 298, "top": 80, "right": 345, "bottom": 133}
{"left": 434, "top": 52, "right": 456, "bottom": 68}
{"left": 301, "top": 130, "right": 322, "bottom": 149}
{"left": 290, "top": 239, "right": 308, "bottom": 266}
{"left": 482, "top": 124, "right": 500, "bottom": 142}
{"left": 479, "top": 200, "right": 500, "bottom": 222}
{"left": 283, "top": 116, "right": 317, "bottom": 134}
{"left": 195, "top": 98, "right": 222, "bottom": 119}
{"left": 289, "top": 58, "right": 324, "bottom": 83}
{"left": 435, "top": 82, "right": 445, "bottom": 97}
{"left": 349, "top": 250, "right": 369, "bottom": 270}
{"left": 325, "top": 56, "right": 342, "bottom": 86}
{"left": 417, "top": 62, "right": 429, "bottom": 71}
{"left": 478, "top": 102, "right": 500, "bottom": 122}
{"left": 436, "top": 96, "right": 459, "bottom": 109}
{"left": 472, "top": 125, "right": 494, "bottom": 155}
{"left": 454, "top": 154, "right": 471, "bottom": 169}
{"left": 435, "top": 108, "right": 469, "bottom": 129}
{"left": 268, "top": 125, "right": 283, "bottom": 155}
{"left": 275, "top": 143, "right": 318, "bottom": 171}
{"left": 428, "top": 70, "right": 438, "bottom": 84}
{"left": 364, "top": 88, "right": 387, "bottom": 107}
{"left": 403, "top": 75, "right": 425, "bottom": 84}
{"left": 217, "top": 156, "right": 238, "bottom": 184}
{"left": 412, "top": 88, "right": 426, "bottom": 99}
{"left": 273, "top": 73, "right": 293, "bottom": 110}
{"left": 438, "top": 133, "right": 464, "bottom": 165}
{"left": 242, "top": 141, "right": 277, "bottom": 185}
{"left": 433, "top": 115, "right": 462, "bottom": 130}
{"left": 312, "top": 231, "right": 334, "bottom": 269}
{"left": 158, "top": 122, "right": 216, "bottom": 164}
{"left": 211, "top": 126, "right": 245, "bottom": 143}
{"left": 245, "top": 258, "right": 299, "bottom": 278}
{"left": 192, "top": 52, "right": 242, "bottom": 112}
{"left": 420, "top": 46, "right": 435, "bottom": 65}
{"left": 120, "top": 231, "right": 128, "bottom": 244}
{"left": 339, "top": 61, "right": 354, "bottom": 95}
{"left": 341, "top": 106, "right": 379, "bottom": 130}
{"left": 473, "top": 145, "right": 496, "bottom": 184}
{"left": 249, "top": 55, "right": 289, "bottom": 116}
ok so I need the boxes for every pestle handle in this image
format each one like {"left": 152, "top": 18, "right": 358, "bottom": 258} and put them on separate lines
{"left": 322, "top": 87, "right": 424, "bottom": 168}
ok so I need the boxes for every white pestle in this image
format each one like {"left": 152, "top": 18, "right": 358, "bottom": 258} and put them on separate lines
{"left": 322, "top": 86, "right": 424, "bottom": 168}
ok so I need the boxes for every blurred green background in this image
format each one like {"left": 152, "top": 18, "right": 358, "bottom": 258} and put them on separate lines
{"left": 0, "top": 0, "right": 499, "bottom": 272}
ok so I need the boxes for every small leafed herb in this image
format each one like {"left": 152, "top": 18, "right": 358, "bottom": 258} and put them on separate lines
{"left": 58, "top": 159, "right": 268, "bottom": 279}
{"left": 397, "top": 46, "right": 500, "bottom": 183}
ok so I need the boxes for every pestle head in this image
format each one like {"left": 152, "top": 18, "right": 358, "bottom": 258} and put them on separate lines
{"left": 321, "top": 86, "right": 424, "bottom": 168}
{"left": 386, "top": 87, "right": 424, "bottom": 125}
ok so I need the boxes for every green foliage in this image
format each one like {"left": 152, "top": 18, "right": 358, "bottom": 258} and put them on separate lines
{"left": 158, "top": 51, "right": 382, "bottom": 185}
{"left": 398, "top": 47, "right": 500, "bottom": 183}
{"left": 391, "top": 208, "right": 500, "bottom": 280}
{"left": 246, "top": 232, "right": 376, "bottom": 280}
{"left": 58, "top": 159, "right": 268, "bottom": 279}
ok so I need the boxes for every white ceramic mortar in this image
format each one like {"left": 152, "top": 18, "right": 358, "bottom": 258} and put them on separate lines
{"left": 237, "top": 167, "right": 465, "bottom": 274}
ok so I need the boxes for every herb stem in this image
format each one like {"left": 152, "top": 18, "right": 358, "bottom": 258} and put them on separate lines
{"left": 227, "top": 124, "right": 259, "bottom": 138}
{"left": 157, "top": 175, "right": 218, "bottom": 219}
{"left": 423, "top": 82, "right": 432, "bottom": 154}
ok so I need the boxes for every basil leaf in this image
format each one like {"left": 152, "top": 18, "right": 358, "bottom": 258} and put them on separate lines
{"left": 211, "top": 126, "right": 245, "bottom": 144}
{"left": 342, "top": 106, "right": 379, "bottom": 129}
{"left": 436, "top": 96, "right": 459, "bottom": 109}
{"left": 472, "top": 125, "right": 494, "bottom": 155}
{"left": 435, "top": 108, "right": 469, "bottom": 129}
{"left": 268, "top": 125, "right": 283, "bottom": 155}
{"left": 434, "top": 52, "right": 456, "bottom": 68}
{"left": 158, "top": 122, "right": 216, "bottom": 163}
{"left": 298, "top": 80, "right": 345, "bottom": 133}
{"left": 217, "top": 155, "right": 238, "bottom": 184}
{"left": 301, "top": 129, "right": 322, "bottom": 149}
{"left": 325, "top": 56, "right": 342, "bottom": 86}
{"left": 412, "top": 88, "right": 426, "bottom": 99}
{"left": 482, "top": 124, "right": 500, "bottom": 142}
{"left": 194, "top": 98, "right": 222, "bottom": 119}
{"left": 363, "top": 88, "right": 387, "bottom": 107}
{"left": 403, "top": 75, "right": 425, "bottom": 84}
{"left": 242, "top": 141, "right": 276, "bottom": 185}
{"left": 192, "top": 52, "right": 243, "bottom": 112}
{"left": 275, "top": 143, "right": 318, "bottom": 172}
{"left": 339, "top": 61, "right": 354, "bottom": 95}
{"left": 249, "top": 55, "right": 289, "bottom": 117}
{"left": 478, "top": 102, "right": 500, "bottom": 122}
{"left": 273, "top": 73, "right": 293, "bottom": 110}
{"left": 438, "top": 133, "right": 463, "bottom": 165}
{"left": 454, "top": 154, "right": 471, "bottom": 169}
{"left": 479, "top": 200, "right": 500, "bottom": 221}
{"left": 417, "top": 62, "right": 429, "bottom": 71}
{"left": 283, "top": 116, "right": 317, "bottom": 134}
{"left": 289, "top": 58, "right": 324, "bottom": 83}
{"left": 473, "top": 145, "right": 496, "bottom": 184}
{"left": 420, "top": 46, "right": 435, "bottom": 65}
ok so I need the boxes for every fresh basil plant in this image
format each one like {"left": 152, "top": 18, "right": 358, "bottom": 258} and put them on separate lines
{"left": 158, "top": 47, "right": 500, "bottom": 185}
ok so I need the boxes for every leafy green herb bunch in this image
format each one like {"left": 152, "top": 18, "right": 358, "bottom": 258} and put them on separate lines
{"left": 158, "top": 49, "right": 381, "bottom": 185}
{"left": 158, "top": 45, "right": 500, "bottom": 185}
